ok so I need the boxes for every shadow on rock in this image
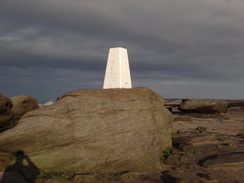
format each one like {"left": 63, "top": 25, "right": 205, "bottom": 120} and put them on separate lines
{"left": 198, "top": 152, "right": 244, "bottom": 168}
{"left": 161, "top": 171, "right": 178, "bottom": 183}
{"left": 198, "top": 154, "right": 217, "bottom": 166}
{"left": 0, "top": 150, "right": 40, "bottom": 183}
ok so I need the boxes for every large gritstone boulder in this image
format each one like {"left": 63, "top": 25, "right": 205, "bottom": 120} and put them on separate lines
{"left": 0, "top": 87, "right": 172, "bottom": 175}
{"left": 0, "top": 94, "right": 14, "bottom": 133}
{"left": 10, "top": 95, "right": 39, "bottom": 120}
{"left": 178, "top": 99, "right": 228, "bottom": 114}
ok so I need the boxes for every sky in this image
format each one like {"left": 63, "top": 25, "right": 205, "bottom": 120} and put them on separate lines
{"left": 1, "top": 0, "right": 244, "bottom": 103}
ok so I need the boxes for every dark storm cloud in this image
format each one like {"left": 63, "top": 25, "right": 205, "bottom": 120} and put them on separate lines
{"left": 1, "top": 0, "right": 244, "bottom": 100}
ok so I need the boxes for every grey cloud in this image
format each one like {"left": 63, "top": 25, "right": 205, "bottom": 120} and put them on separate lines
{"left": 1, "top": 65, "right": 104, "bottom": 103}
{"left": 1, "top": 0, "right": 244, "bottom": 101}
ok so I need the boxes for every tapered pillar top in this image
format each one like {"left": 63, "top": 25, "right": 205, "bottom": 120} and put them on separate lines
{"left": 103, "top": 47, "right": 132, "bottom": 89}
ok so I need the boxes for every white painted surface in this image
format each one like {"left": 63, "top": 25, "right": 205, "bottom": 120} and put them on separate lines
{"left": 103, "top": 47, "right": 132, "bottom": 89}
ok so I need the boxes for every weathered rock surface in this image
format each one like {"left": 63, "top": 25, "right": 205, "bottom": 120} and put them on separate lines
{"left": 10, "top": 95, "right": 39, "bottom": 120}
{"left": 167, "top": 103, "right": 244, "bottom": 183}
{"left": 178, "top": 99, "right": 228, "bottom": 114}
{"left": 201, "top": 153, "right": 244, "bottom": 168}
{"left": 0, "top": 87, "right": 173, "bottom": 175}
{"left": 0, "top": 94, "right": 14, "bottom": 133}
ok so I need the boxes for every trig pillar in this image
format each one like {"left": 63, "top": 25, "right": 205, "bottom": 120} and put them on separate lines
{"left": 103, "top": 47, "right": 132, "bottom": 89}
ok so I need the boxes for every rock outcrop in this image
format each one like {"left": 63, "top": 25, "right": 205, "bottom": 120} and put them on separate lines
{"left": 0, "top": 94, "right": 14, "bottom": 133}
{"left": 10, "top": 95, "right": 39, "bottom": 120}
{"left": 178, "top": 99, "right": 228, "bottom": 114}
{"left": 0, "top": 87, "right": 173, "bottom": 175}
{"left": 201, "top": 153, "right": 244, "bottom": 168}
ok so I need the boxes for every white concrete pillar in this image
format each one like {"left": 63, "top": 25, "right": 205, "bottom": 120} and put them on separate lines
{"left": 103, "top": 47, "right": 132, "bottom": 89}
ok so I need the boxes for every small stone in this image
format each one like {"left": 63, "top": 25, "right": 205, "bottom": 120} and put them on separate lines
{"left": 205, "top": 173, "right": 217, "bottom": 180}
{"left": 166, "top": 107, "right": 173, "bottom": 113}
{"left": 185, "top": 163, "right": 196, "bottom": 169}
{"left": 237, "top": 133, "right": 244, "bottom": 138}
{"left": 171, "top": 148, "right": 180, "bottom": 154}
{"left": 165, "top": 154, "right": 181, "bottom": 165}
{"left": 73, "top": 174, "right": 96, "bottom": 182}
{"left": 177, "top": 130, "right": 184, "bottom": 134}
{"left": 176, "top": 178, "right": 192, "bottom": 183}
{"left": 180, "top": 155, "right": 190, "bottom": 162}
{"left": 196, "top": 126, "right": 207, "bottom": 133}
{"left": 120, "top": 172, "right": 142, "bottom": 182}
{"left": 181, "top": 144, "right": 194, "bottom": 153}
{"left": 174, "top": 166, "right": 184, "bottom": 173}
{"left": 204, "top": 173, "right": 220, "bottom": 183}
{"left": 217, "top": 138, "right": 225, "bottom": 141}
{"left": 226, "top": 143, "right": 237, "bottom": 148}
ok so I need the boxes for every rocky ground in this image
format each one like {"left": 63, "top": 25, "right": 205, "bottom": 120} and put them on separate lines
{"left": 1, "top": 99, "right": 244, "bottom": 183}
{"left": 160, "top": 100, "right": 244, "bottom": 183}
